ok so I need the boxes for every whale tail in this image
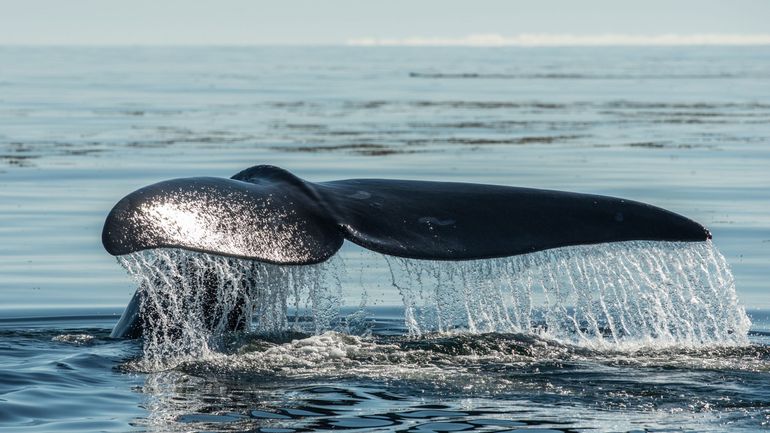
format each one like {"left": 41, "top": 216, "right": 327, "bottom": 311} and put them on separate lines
{"left": 104, "top": 165, "right": 711, "bottom": 338}
{"left": 104, "top": 165, "right": 710, "bottom": 264}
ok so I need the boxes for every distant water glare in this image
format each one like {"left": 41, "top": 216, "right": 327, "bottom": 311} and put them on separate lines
{"left": 118, "top": 240, "right": 749, "bottom": 369}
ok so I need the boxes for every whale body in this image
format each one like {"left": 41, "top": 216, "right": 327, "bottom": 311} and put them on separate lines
{"left": 103, "top": 165, "right": 711, "bottom": 338}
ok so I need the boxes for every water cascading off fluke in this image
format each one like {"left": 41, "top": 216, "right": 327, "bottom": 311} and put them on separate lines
{"left": 115, "top": 240, "right": 749, "bottom": 369}
{"left": 103, "top": 165, "right": 747, "bottom": 366}
{"left": 384, "top": 240, "right": 749, "bottom": 346}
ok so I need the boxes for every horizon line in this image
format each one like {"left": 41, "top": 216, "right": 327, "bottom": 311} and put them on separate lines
{"left": 2, "top": 33, "right": 770, "bottom": 48}
{"left": 347, "top": 33, "right": 770, "bottom": 47}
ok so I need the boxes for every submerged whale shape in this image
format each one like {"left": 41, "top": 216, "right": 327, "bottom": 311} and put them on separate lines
{"left": 103, "top": 165, "right": 711, "bottom": 338}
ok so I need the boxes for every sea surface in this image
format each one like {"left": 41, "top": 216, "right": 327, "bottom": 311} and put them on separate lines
{"left": 1, "top": 46, "right": 769, "bottom": 432}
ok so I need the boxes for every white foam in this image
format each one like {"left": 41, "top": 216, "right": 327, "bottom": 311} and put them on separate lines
{"left": 52, "top": 334, "right": 95, "bottom": 345}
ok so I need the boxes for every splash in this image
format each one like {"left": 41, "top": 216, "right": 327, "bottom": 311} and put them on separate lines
{"left": 117, "top": 240, "right": 750, "bottom": 368}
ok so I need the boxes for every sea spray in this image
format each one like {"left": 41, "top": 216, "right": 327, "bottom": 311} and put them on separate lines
{"left": 117, "top": 240, "right": 750, "bottom": 368}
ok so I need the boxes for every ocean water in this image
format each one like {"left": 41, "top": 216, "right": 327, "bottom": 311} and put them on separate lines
{"left": 1, "top": 46, "right": 769, "bottom": 432}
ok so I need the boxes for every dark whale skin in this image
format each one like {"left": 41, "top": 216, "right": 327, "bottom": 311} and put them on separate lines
{"left": 104, "top": 165, "right": 711, "bottom": 263}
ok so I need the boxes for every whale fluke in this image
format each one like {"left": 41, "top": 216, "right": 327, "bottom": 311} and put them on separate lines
{"left": 104, "top": 165, "right": 711, "bottom": 339}
{"left": 104, "top": 165, "right": 710, "bottom": 264}
{"left": 102, "top": 174, "right": 343, "bottom": 265}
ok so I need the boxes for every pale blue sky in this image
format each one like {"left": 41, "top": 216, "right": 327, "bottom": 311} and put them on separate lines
{"left": 0, "top": 0, "right": 768, "bottom": 45}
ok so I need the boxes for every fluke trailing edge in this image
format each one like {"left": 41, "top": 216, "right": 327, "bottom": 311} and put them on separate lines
{"left": 103, "top": 164, "right": 710, "bottom": 264}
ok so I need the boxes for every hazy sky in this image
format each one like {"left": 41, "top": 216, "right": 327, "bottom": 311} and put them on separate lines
{"left": 1, "top": 0, "right": 768, "bottom": 45}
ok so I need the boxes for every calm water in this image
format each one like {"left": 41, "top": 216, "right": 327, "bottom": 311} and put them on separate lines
{"left": 1, "top": 46, "right": 769, "bottom": 432}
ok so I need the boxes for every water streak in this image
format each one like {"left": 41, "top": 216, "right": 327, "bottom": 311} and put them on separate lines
{"left": 118, "top": 249, "right": 343, "bottom": 369}
{"left": 386, "top": 241, "right": 750, "bottom": 348}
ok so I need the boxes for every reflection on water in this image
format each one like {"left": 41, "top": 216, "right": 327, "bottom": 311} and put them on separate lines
{"left": 140, "top": 374, "right": 586, "bottom": 433}
{"left": 127, "top": 326, "right": 770, "bottom": 433}
{"left": 1, "top": 309, "right": 769, "bottom": 431}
